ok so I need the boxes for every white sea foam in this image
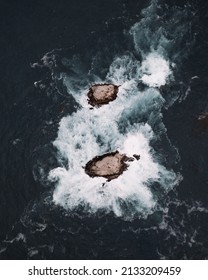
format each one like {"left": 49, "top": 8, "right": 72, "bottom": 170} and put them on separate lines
{"left": 46, "top": 0, "right": 194, "bottom": 218}
{"left": 140, "top": 52, "right": 172, "bottom": 87}
{"left": 48, "top": 49, "right": 179, "bottom": 217}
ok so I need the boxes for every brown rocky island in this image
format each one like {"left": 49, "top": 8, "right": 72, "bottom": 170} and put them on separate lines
{"left": 85, "top": 151, "right": 139, "bottom": 181}
{"left": 87, "top": 84, "right": 119, "bottom": 107}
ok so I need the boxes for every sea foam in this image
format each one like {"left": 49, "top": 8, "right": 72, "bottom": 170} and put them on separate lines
{"left": 49, "top": 52, "right": 178, "bottom": 217}
{"left": 48, "top": 0, "right": 194, "bottom": 218}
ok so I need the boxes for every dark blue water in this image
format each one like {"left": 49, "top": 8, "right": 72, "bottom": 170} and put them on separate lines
{"left": 0, "top": 0, "right": 208, "bottom": 259}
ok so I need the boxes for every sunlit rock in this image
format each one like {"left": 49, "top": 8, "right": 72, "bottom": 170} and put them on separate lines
{"left": 87, "top": 84, "right": 119, "bottom": 107}
{"left": 85, "top": 151, "right": 138, "bottom": 181}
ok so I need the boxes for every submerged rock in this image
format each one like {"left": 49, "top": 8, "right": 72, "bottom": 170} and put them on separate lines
{"left": 87, "top": 84, "right": 119, "bottom": 107}
{"left": 197, "top": 112, "right": 208, "bottom": 131}
{"left": 85, "top": 151, "right": 138, "bottom": 181}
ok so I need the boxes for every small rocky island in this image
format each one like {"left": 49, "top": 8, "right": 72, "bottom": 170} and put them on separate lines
{"left": 87, "top": 84, "right": 119, "bottom": 107}
{"left": 85, "top": 151, "right": 140, "bottom": 181}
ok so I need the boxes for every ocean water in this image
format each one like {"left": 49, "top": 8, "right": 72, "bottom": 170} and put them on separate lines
{"left": 0, "top": 0, "right": 208, "bottom": 259}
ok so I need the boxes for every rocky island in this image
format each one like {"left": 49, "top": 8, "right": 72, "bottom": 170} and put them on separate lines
{"left": 87, "top": 84, "right": 119, "bottom": 107}
{"left": 85, "top": 151, "right": 140, "bottom": 181}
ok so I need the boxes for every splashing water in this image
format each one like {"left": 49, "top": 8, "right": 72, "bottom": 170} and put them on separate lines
{"left": 49, "top": 53, "right": 178, "bottom": 217}
{"left": 48, "top": 0, "right": 194, "bottom": 218}
{"left": 140, "top": 52, "right": 172, "bottom": 87}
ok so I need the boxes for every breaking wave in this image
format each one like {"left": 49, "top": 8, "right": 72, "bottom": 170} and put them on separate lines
{"left": 45, "top": 0, "right": 195, "bottom": 218}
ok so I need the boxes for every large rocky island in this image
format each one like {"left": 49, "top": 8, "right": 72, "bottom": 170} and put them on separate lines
{"left": 87, "top": 84, "right": 119, "bottom": 107}
{"left": 85, "top": 151, "right": 139, "bottom": 181}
